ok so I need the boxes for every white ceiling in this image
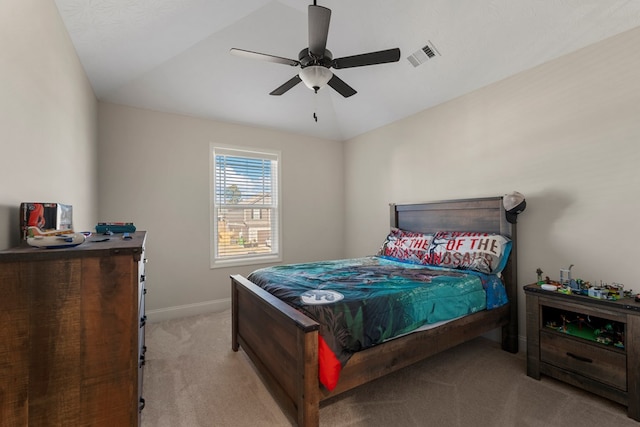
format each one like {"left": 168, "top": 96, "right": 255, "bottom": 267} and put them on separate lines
{"left": 54, "top": 0, "right": 640, "bottom": 141}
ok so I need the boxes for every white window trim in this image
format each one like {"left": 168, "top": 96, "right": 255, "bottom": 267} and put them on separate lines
{"left": 209, "top": 143, "right": 282, "bottom": 269}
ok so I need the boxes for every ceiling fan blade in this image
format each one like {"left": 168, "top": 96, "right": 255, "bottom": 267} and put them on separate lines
{"left": 230, "top": 48, "right": 299, "bottom": 67}
{"left": 327, "top": 74, "right": 357, "bottom": 98}
{"left": 270, "top": 75, "right": 302, "bottom": 96}
{"left": 308, "top": 5, "right": 331, "bottom": 56}
{"left": 332, "top": 48, "right": 401, "bottom": 69}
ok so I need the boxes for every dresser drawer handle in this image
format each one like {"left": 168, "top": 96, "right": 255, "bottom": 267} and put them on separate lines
{"left": 566, "top": 352, "right": 593, "bottom": 363}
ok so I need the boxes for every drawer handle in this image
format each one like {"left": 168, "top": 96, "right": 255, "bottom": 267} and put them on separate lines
{"left": 566, "top": 352, "right": 593, "bottom": 363}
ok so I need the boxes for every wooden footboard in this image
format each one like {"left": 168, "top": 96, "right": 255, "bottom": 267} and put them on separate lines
{"left": 232, "top": 273, "right": 512, "bottom": 427}
{"left": 231, "top": 274, "right": 320, "bottom": 427}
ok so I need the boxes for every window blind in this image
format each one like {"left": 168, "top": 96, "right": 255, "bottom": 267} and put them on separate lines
{"left": 212, "top": 147, "right": 279, "bottom": 264}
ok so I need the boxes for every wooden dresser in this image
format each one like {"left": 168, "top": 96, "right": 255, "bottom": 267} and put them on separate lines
{"left": 525, "top": 283, "right": 640, "bottom": 421}
{"left": 0, "top": 231, "right": 147, "bottom": 426}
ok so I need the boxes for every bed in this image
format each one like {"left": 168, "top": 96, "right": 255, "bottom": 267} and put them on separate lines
{"left": 230, "top": 196, "right": 519, "bottom": 427}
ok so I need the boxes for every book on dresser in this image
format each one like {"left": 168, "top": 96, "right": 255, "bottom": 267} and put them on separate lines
{"left": 0, "top": 231, "right": 147, "bottom": 426}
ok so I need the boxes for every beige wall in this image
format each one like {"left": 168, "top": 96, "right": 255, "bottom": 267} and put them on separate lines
{"left": 0, "top": 0, "right": 98, "bottom": 249}
{"left": 6, "top": 1, "right": 639, "bottom": 340}
{"left": 98, "top": 103, "right": 345, "bottom": 319}
{"left": 344, "top": 26, "right": 640, "bottom": 340}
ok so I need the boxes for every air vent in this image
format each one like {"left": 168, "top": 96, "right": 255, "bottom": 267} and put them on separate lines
{"left": 407, "top": 41, "right": 440, "bottom": 67}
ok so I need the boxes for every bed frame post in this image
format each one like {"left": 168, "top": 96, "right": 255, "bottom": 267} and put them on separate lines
{"left": 389, "top": 203, "right": 398, "bottom": 228}
{"left": 231, "top": 278, "right": 239, "bottom": 351}
{"left": 497, "top": 196, "right": 518, "bottom": 354}
{"left": 501, "top": 223, "right": 519, "bottom": 353}
{"left": 297, "top": 328, "right": 319, "bottom": 427}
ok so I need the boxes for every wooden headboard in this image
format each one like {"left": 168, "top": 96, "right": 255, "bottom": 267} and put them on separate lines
{"left": 390, "top": 196, "right": 518, "bottom": 351}
{"left": 391, "top": 196, "right": 514, "bottom": 238}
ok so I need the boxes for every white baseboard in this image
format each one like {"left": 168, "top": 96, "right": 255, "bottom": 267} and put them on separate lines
{"left": 146, "top": 298, "right": 231, "bottom": 323}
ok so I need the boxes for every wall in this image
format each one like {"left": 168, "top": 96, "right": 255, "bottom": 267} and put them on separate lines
{"left": 6, "top": 1, "right": 637, "bottom": 337}
{"left": 343, "top": 26, "right": 640, "bottom": 342}
{"left": 0, "top": 0, "right": 98, "bottom": 249}
{"left": 98, "top": 103, "right": 344, "bottom": 320}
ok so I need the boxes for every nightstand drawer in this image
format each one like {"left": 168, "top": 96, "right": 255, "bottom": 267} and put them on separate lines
{"left": 540, "top": 331, "right": 626, "bottom": 390}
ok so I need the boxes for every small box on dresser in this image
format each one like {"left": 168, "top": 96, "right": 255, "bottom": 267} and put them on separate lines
{"left": 0, "top": 232, "right": 147, "bottom": 426}
{"left": 525, "top": 283, "right": 640, "bottom": 421}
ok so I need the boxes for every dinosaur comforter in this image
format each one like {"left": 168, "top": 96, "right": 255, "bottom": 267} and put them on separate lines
{"left": 247, "top": 256, "right": 508, "bottom": 391}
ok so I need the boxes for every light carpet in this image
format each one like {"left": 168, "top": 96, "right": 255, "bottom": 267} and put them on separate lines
{"left": 141, "top": 310, "right": 637, "bottom": 426}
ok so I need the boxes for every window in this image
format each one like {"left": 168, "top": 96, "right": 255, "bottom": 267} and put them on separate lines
{"left": 210, "top": 145, "right": 281, "bottom": 268}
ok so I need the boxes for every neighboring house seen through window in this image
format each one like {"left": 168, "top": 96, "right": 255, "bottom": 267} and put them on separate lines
{"left": 210, "top": 145, "right": 281, "bottom": 268}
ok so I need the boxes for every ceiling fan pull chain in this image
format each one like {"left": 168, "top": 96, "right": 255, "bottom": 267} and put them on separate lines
{"left": 313, "top": 93, "right": 318, "bottom": 122}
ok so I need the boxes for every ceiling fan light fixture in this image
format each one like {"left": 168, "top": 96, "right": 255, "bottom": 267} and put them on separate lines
{"left": 299, "top": 65, "right": 332, "bottom": 91}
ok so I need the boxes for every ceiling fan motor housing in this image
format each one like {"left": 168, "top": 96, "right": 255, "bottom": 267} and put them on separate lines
{"left": 298, "top": 48, "right": 333, "bottom": 68}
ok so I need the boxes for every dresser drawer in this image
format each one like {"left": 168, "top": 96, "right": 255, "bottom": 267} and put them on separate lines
{"left": 540, "top": 331, "right": 626, "bottom": 390}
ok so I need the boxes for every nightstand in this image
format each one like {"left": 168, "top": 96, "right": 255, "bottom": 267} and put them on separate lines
{"left": 524, "top": 283, "right": 640, "bottom": 421}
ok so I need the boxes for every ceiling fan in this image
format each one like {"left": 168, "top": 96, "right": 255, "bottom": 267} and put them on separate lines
{"left": 230, "top": 1, "right": 401, "bottom": 98}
